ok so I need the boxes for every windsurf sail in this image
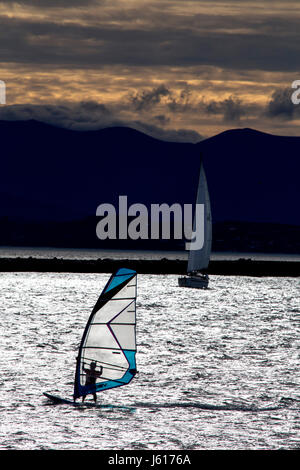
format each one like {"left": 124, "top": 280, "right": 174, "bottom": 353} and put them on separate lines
{"left": 73, "top": 268, "right": 137, "bottom": 401}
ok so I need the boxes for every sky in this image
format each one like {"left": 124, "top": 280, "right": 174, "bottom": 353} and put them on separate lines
{"left": 0, "top": 0, "right": 300, "bottom": 142}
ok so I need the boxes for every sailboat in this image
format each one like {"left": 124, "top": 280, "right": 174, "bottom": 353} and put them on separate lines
{"left": 44, "top": 268, "right": 137, "bottom": 405}
{"left": 178, "top": 158, "right": 212, "bottom": 289}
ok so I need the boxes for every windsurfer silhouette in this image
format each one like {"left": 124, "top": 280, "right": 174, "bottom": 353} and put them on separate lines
{"left": 82, "top": 361, "right": 103, "bottom": 402}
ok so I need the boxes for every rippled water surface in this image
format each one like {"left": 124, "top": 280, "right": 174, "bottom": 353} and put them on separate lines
{"left": 1, "top": 272, "right": 299, "bottom": 450}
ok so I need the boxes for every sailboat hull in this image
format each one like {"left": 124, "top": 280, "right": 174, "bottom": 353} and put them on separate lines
{"left": 178, "top": 276, "right": 209, "bottom": 289}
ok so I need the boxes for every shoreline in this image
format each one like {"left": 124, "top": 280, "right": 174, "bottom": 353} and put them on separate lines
{"left": 0, "top": 257, "right": 299, "bottom": 277}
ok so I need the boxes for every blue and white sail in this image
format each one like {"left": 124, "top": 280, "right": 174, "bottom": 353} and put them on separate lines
{"left": 73, "top": 268, "right": 137, "bottom": 400}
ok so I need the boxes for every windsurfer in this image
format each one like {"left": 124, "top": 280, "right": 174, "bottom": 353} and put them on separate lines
{"left": 82, "top": 361, "right": 103, "bottom": 402}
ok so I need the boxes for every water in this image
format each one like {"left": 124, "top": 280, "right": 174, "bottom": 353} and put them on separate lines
{"left": 0, "top": 246, "right": 299, "bottom": 261}
{"left": 0, "top": 271, "right": 299, "bottom": 450}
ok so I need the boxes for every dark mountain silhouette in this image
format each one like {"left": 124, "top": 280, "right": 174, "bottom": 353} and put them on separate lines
{"left": 198, "top": 128, "right": 299, "bottom": 225}
{"left": 0, "top": 120, "right": 197, "bottom": 220}
{"left": 0, "top": 120, "right": 299, "bottom": 253}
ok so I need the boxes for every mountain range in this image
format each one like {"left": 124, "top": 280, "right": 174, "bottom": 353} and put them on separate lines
{"left": 0, "top": 120, "right": 299, "bottom": 253}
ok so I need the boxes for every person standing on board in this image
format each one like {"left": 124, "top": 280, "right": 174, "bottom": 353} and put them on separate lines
{"left": 82, "top": 361, "right": 103, "bottom": 402}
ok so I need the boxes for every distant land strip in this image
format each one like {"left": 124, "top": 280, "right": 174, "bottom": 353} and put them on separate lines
{"left": 0, "top": 257, "right": 299, "bottom": 277}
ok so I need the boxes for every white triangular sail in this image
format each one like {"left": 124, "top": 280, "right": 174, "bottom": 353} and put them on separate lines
{"left": 187, "top": 162, "right": 212, "bottom": 273}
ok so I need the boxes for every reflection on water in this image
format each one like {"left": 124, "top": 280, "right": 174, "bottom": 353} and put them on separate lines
{"left": 0, "top": 271, "right": 299, "bottom": 450}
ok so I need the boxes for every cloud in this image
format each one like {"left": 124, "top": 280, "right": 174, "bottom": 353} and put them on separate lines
{"left": 266, "top": 87, "right": 299, "bottom": 120}
{"left": 0, "top": 101, "right": 115, "bottom": 130}
{"left": 0, "top": 0, "right": 100, "bottom": 7}
{"left": 204, "top": 96, "right": 246, "bottom": 123}
{"left": 0, "top": 101, "right": 204, "bottom": 142}
{"left": 1, "top": 2, "right": 300, "bottom": 138}
{"left": 153, "top": 114, "right": 170, "bottom": 125}
{"left": 129, "top": 85, "right": 171, "bottom": 111}
{"left": 0, "top": 3, "right": 300, "bottom": 72}
{"left": 130, "top": 119, "right": 203, "bottom": 143}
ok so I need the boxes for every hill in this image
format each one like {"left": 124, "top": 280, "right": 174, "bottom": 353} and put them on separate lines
{"left": 0, "top": 120, "right": 299, "bottom": 252}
